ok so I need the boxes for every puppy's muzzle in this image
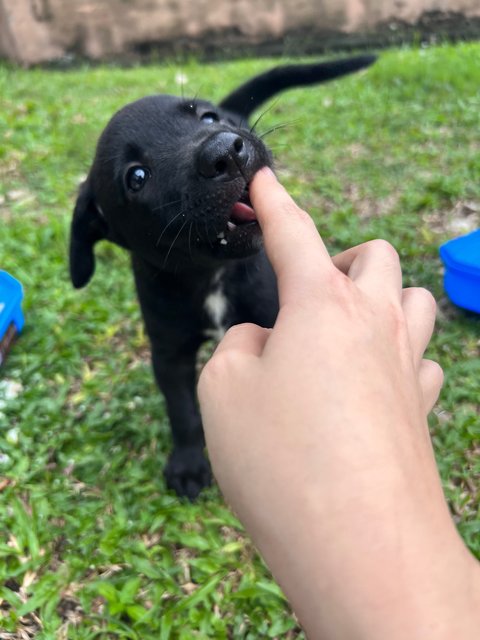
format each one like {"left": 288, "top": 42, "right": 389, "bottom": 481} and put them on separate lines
{"left": 196, "top": 132, "right": 249, "bottom": 181}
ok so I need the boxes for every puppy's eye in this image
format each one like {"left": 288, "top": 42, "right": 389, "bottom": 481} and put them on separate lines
{"left": 126, "top": 166, "right": 151, "bottom": 192}
{"left": 201, "top": 112, "right": 219, "bottom": 124}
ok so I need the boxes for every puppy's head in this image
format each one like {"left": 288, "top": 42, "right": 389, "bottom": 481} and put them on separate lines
{"left": 70, "top": 55, "right": 376, "bottom": 286}
{"left": 70, "top": 94, "right": 272, "bottom": 286}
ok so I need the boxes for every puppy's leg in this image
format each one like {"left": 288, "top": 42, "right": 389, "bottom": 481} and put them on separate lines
{"left": 132, "top": 259, "right": 210, "bottom": 500}
{"left": 152, "top": 345, "right": 211, "bottom": 500}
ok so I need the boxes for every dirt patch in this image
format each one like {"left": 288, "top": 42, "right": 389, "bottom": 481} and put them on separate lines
{"left": 423, "top": 200, "right": 480, "bottom": 237}
{"left": 343, "top": 183, "right": 400, "bottom": 220}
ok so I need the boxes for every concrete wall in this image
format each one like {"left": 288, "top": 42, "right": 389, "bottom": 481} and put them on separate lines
{"left": 1, "top": 0, "right": 480, "bottom": 65}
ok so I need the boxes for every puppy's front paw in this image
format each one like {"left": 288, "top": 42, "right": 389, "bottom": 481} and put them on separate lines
{"left": 164, "top": 447, "right": 212, "bottom": 500}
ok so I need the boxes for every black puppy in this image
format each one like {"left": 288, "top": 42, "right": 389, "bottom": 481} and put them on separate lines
{"left": 70, "top": 55, "right": 375, "bottom": 499}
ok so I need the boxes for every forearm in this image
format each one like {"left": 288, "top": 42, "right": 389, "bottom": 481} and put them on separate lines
{"left": 244, "top": 474, "right": 480, "bottom": 640}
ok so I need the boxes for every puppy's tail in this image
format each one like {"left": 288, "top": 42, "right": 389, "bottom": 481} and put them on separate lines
{"left": 219, "top": 55, "right": 376, "bottom": 120}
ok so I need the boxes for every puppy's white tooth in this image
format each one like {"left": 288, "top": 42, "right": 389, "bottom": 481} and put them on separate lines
{"left": 217, "top": 231, "right": 225, "bottom": 239}
{"left": 227, "top": 221, "right": 237, "bottom": 231}
{"left": 220, "top": 239, "right": 228, "bottom": 245}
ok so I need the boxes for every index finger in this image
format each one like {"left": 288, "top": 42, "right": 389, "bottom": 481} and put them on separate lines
{"left": 250, "top": 168, "right": 333, "bottom": 305}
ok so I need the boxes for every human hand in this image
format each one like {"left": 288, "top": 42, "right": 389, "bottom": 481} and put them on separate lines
{"left": 198, "top": 168, "right": 479, "bottom": 640}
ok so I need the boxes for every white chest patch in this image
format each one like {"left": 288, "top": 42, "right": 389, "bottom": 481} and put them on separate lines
{"left": 204, "top": 270, "right": 228, "bottom": 341}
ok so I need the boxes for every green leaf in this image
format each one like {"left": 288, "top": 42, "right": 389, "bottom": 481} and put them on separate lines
{"left": 173, "top": 574, "right": 223, "bottom": 612}
{"left": 159, "top": 610, "right": 174, "bottom": 640}
{"left": 96, "top": 581, "right": 120, "bottom": 604}
{"left": 126, "top": 603, "right": 148, "bottom": 622}
{"left": 120, "top": 577, "right": 141, "bottom": 604}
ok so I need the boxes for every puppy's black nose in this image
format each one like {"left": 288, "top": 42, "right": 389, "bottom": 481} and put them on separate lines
{"left": 197, "top": 132, "right": 249, "bottom": 180}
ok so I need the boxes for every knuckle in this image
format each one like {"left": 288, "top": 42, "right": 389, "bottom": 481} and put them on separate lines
{"left": 422, "top": 358, "right": 445, "bottom": 393}
{"left": 419, "top": 287, "right": 437, "bottom": 314}
{"left": 200, "top": 336, "right": 247, "bottom": 383}
{"left": 296, "top": 206, "right": 316, "bottom": 226}
{"left": 368, "top": 238, "right": 400, "bottom": 263}
{"left": 424, "top": 358, "right": 444, "bottom": 383}
{"left": 198, "top": 350, "right": 230, "bottom": 390}
{"left": 279, "top": 199, "right": 315, "bottom": 227}
{"left": 224, "top": 323, "right": 247, "bottom": 340}
{"left": 404, "top": 287, "right": 437, "bottom": 315}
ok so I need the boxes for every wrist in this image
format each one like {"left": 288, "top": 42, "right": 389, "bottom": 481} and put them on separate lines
{"left": 278, "top": 525, "right": 479, "bottom": 640}
{"left": 247, "top": 481, "right": 478, "bottom": 640}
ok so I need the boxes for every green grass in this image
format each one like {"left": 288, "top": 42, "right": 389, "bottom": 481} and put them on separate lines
{"left": 1, "top": 42, "right": 479, "bottom": 638}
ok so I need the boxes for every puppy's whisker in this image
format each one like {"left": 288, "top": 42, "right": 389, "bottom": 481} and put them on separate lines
{"left": 188, "top": 221, "right": 194, "bottom": 261}
{"left": 250, "top": 98, "right": 281, "bottom": 134}
{"left": 259, "top": 120, "right": 298, "bottom": 140}
{"left": 180, "top": 71, "right": 185, "bottom": 100}
{"left": 194, "top": 221, "right": 201, "bottom": 246}
{"left": 210, "top": 221, "right": 221, "bottom": 240}
{"left": 203, "top": 219, "right": 213, "bottom": 248}
{"left": 98, "top": 151, "right": 126, "bottom": 166}
{"left": 237, "top": 162, "right": 250, "bottom": 186}
{"left": 152, "top": 198, "right": 183, "bottom": 213}
{"left": 162, "top": 218, "right": 189, "bottom": 268}
{"left": 263, "top": 143, "right": 289, "bottom": 153}
{"left": 155, "top": 209, "right": 187, "bottom": 247}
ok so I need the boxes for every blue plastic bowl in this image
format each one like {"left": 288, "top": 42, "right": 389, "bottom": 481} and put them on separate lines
{"left": 0, "top": 271, "right": 24, "bottom": 340}
{"left": 439, "top": 229, "right": 480, "bottom": 314}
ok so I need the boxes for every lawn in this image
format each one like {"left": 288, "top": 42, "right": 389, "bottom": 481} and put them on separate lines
{"left": 0, "top": 42, "right": 479, "bottom": 638}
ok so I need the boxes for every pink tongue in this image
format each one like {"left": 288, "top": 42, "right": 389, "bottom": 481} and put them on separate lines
{"left": 231, "top": 201, "right": 257, "bottom": 224}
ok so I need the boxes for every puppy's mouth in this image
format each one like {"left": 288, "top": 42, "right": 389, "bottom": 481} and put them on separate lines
{"left": 217, "top": 184, "right": 258, "bottom": 246}
{"left": 228, "top": 187, "right": 257, "bottom": 229}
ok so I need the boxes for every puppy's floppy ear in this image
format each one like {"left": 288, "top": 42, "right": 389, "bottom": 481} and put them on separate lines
{"left": 69, "top": 180, "right": 108, "bottom": 288}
